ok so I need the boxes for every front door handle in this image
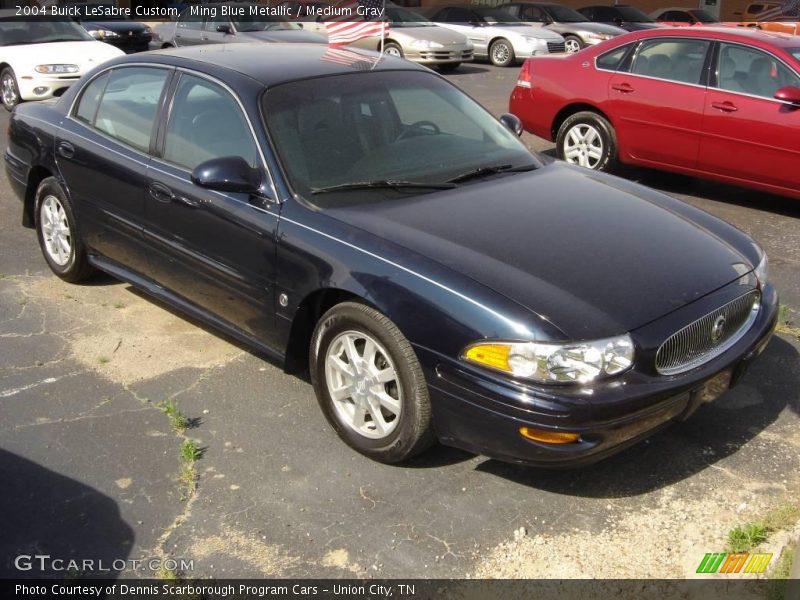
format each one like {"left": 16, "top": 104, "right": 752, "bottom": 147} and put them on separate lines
{"left": 57, "top": 141, "right": 75, "bottom": 159}
{"left": 147, "top": 181, "right": 174, "bottom": 203}
{"left": 711, "top": 101, "right": 738, "bottom": 113}
{"left": 611, "top": 82, "right": 634, "bottom": 93}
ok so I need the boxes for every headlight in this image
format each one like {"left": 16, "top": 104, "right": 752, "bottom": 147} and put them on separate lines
{"left": 586, "top": 32, "right": 613, "bottom": 41}
{"left": 89, "top": 28, "right": 121, "bottom": 39}
{"left": 34, "top": 64, "right": 79, "bottom": 74}
{"left": 523, "top": 37, "right": 546, "bottom": 45}
{"left": 754, "top": 251, "right": 768, "bottom": 286}
{"left": 409, "top": 39, "right": 444, "bottom": 49}
{"left": 463, "top": 335, "right": 634, "bottom": 383}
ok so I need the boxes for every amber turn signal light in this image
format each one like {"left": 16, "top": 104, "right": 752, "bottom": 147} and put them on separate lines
{"left": 519, "top": 427, "right": 580, "bottom": 444}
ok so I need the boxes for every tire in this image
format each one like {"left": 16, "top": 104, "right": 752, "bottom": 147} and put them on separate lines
{"left": 1, "top": 67, "right": 21, "bottom": 112}
{"left": 437, "top": 62, "right": 461, "bottom": 73}
{"left": 489, "top": 38, "right": 515, "bottom": 67}
{"left": 383, "top": 42, "right": 403, "bottom": 58}
{"left": 310, "top": 302, "right": 434, "bottom": 464}
{"left": 556, "top": 111, "right": 617, "bottom": 172}
{"left": 34, "top": 177, "right": 95, "bottom": 282}
{"left": 564, "top": 35, "right": 584, "bottom": 54}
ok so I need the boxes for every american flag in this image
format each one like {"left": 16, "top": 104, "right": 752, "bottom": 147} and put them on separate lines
{"left": 320, "top": 46, "right": 382, "bottom": 70}
{"left": 324, "top": 0, "right": 389, "bottom": 47}
{"left": 758, "top": 0, "right": 800, "bottom": 20}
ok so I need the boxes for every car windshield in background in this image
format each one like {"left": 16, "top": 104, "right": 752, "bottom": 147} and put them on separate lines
{"left": 788, "top": 48, "right": 800, "bottom": 63}
{"left": 262, "top": 71, "right": 537, "bottom": 206}
{"left": 692, "top": 9, "right": 718, "bottom": 22}
{"left": 233, "top": 14, "right": 301, "bottom": 31}
{"left": 546, "top": 5, "right": 590, "bottom": 23}
{"left": 386, "top": 7, "right": 436, "bottom": 27}
{"left": 616, "top": 6, "right": 656, "bottom": 22}
{"left": 0, "top": 17, "right": 94, "bottom": 45}
{"left": 477, "top": 8, "right": 525, "bottom": 24}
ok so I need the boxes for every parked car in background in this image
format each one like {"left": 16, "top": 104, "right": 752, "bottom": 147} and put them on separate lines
{"left": 278, "top": 0, "right": 329, "bottom": 34}
{"left": 0, "top": 11, "right": 124, "bottom": 111}
{"left": 423, "top": 5, "right": 566, "bottom": 66}
{"left": 347, "top": 6, "right": 473, "bottom": 71}
{"left": 150, "top": 2, "right": 326, "bottom": 49}
{"left": 68, "top": 3, "right": 153, "bottom": 53}
{"left": 6, "top": 44, "right": 777, "bottom": 467}
{"left": 509, "top": 27, "right": 800, "bottom": 200}
{"left": 578, "top": 5, "right": 664, "bottom": 31}
{"left": 499, "top": 2, "right": 626, "bottom": 53}
{"left": 650, "top": 7, "right": 720, "bottom": 26}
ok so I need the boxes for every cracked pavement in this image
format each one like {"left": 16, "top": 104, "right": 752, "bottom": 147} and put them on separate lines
{"left": 1, "top": 65, "right": 799, "bottom": 580}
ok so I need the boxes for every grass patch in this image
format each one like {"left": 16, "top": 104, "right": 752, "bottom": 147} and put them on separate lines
{"left": 158, "top": 563, "right": 179, "bottom": 580}
{"left": 178, "top": 463, "right": 197, "bottom": 500}
{"left": 764, "top": 503, "right": 800, "bottom": 532}
{"left": 160, "top": 400, "right": 190, "bottom": 433}
{"left": 776, "top": 304, "right": 800, "bottom": 339}
{"left": 727, "top": 522, "right": 769, "bottom": 553}
{"left": 180, "top": 438, "right": 203, "bottom": 462}
{"left": 113, "top": 301, "right": 126, "bottom": 309}
{"left": 97, "top": 356, "right": 110, "bottom": 365}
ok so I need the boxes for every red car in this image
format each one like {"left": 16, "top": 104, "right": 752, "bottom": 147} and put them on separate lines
{"left": 509, "top": 27, "right": 800, "bottom": 200}
{"left": 650, "top": 8, "right": 720, "bottom": 26}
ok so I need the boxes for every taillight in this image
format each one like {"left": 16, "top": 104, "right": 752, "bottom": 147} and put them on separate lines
{"left": 517, "top": 59, "right": 533, "bottom": 89}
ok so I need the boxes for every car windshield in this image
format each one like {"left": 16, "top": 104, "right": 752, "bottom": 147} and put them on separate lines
{"left": 386, "top": 7, "right": 436, "bottom": 27}
{"left": 476, "top": 7, "right": 525, "bottom": 24}
{"left": 262, "top": 70, "right": 538, "bottom": 206}
{"left": 233, "top": 14, "right": 302, "bottom": 31}
{"left": 615, "top": 6, "right": 655, "bottom": 22}
{"left": 0, "top": 17, "right": 94, "bottom": 45}
{"left": 692, "top": 9, "right": 718, "bottom": 22}
{"left": 545, "top": 5, "right": 589, "bottom": 23}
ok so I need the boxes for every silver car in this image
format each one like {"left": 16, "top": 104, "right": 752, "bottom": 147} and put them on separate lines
{"left": 423, "top": 5, "right": 566, "bottom": 67}
{"left": 499, "top": 2, "right": 627, "bottom": 53}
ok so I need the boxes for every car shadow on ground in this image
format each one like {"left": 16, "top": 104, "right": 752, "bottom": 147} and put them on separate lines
{"left": 441, "top": 65, "right": 492, "bottom": 76}
{"left": 473, "top": 336, "right": 799, "bottom": 497}
{"left": 0, "top": 449, "right": 133, "bottom": 578}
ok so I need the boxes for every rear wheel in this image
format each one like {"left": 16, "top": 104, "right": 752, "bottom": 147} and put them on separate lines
{"left": 489, "top": 38, "right": 515, "bottom": 67}
{"left": 564, "top": 35, "right": 583, "bottom": 54}
{"left": 556, "top": 111, "right": 617, "bottom": 171}
{"left": 310, "top": 302, "right": 434, "bottom": 464}
{"left": 1, "top": 67, "right": 20, "bottom": 112}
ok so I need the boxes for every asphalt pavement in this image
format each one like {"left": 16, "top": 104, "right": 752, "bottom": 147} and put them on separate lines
{"left": 0, "top": 62, "right": 799, "bottom": 580}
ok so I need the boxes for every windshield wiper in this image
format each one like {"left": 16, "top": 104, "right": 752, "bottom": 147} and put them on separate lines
{"left": 311, "top": 180, "right": 456, "bottom": 195}
{"left": 447, "top": 163, "right": 536, "bottom": 184}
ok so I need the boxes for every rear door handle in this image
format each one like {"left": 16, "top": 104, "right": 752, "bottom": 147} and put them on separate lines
{"left": 611, "top": 83, "right": 634, "bottom": 93}
{"left": 57, "top": 141, "right": 75, "bottom": 159}
{"left": 711, "top": 101, "right": 738, "bottom": 113}
{"left": 147, "top": 181, "right": 174, "bottom": 203}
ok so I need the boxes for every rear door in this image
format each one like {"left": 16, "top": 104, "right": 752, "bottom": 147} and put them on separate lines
{"left": 698, "top": 42, "right": 800, "bottom": 193}
{"left": 607, "top": 37, "right": 710, "bottom": 169}
{"left": 56, "top": 66, "right": 171, "bottom": 274}
{"left": 143, "top": 71, "right": 279, "bottom": 342}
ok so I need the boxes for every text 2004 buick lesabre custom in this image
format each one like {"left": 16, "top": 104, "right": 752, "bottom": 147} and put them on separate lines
{"left": 6, "top": 44, "right": 777, "bottom": 466}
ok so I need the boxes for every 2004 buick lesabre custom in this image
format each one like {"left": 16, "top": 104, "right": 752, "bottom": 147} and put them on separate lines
{"left": 6, "top": 44, "right": 777, "bottom": 467}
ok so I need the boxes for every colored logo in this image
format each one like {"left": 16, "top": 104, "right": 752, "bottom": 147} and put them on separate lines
{"left": 696, "top": 552, "right": 772, "bottom": 574}
{"left": 711, "top": 315, "right": 727, "bottom": 342}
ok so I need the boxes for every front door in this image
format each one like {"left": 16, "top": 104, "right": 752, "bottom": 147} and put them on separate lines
{"left": 143, "top": 72, "right": 279, "bottom": 343}
{"left": 698, "top": 42, "right": 800, "bottom": 194}
{"left": 607, "top": 37, "right": 710, "bottom": 169}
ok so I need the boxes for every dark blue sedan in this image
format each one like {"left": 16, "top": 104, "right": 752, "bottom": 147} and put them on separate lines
{"left": 5, "top": 44, "right": 778, "bottom": 466}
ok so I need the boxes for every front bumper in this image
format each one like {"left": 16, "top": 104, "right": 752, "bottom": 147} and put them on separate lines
{"left": 421, "top": 282, "right": 779, "bottom": 468}
{"left": 17, "top": 74, "right": 81, "bottom": 101}
{"left": 405, "top": 47, "right": 474, "bottom": 65}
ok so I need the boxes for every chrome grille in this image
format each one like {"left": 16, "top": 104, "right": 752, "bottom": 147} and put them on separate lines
{"left": 655, "top": 290, "right": 760, "bottom": 375}
{"left": 547, "top": 41, "right": 567, "bottom": 54}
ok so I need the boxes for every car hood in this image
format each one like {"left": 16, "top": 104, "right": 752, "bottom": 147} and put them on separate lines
{"left": 1, "top": 40, "right": 124, "bottom": 72}
{"left": 239, "top": 29, "right": 328, "bottom": 43}
{"left": 326, "top": 163, "right": 752, "bottom": 339}
{"left": 559, "top": 21, "right": 629, "bottom": 36}
{"left": 620, "top": 21, "right": 663, "bottom": 30}
{"left": 391, "top": 25, "right": 470, "bottom": 45}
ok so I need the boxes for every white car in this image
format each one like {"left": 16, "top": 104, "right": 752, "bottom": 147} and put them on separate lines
{"left": 424, "top": 5, "right": 566, "bottom": 67}
{"left": 0, "top": 12, "right": 124, "bottom": 111}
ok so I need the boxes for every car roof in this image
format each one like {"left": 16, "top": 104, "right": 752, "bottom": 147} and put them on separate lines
{"left": 632, "top": 25, "right": 800, "bottom": 48}
{"left": 126, "top": 43, "right": 425, "bottom": 86}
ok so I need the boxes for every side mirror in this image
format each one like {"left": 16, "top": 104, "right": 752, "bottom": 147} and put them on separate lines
{"left": 191, "top": 156, "right": 262, "bottom": 194}
{"left": 774, "top": 85, "right": 800, "bottom": 106}
{"left": 216, "top": 24, "right": 234, "bottom": 34}
{"left": 499, "top": 113, "right": 523, "bottom": 137}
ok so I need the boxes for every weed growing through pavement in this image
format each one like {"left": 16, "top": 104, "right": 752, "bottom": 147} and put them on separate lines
{"left": 161, "top": 400, "right": 190, "bottom": 433}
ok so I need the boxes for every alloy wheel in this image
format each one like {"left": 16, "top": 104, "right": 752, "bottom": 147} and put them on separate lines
{"left": 565, "top": 38, "right": 582, "bottom": 53}
{"left": 384, "top": 45, "right": 402, "bottom": 57}
{"left": 563, "top": 123, "right": 604, "bottom": 169}
{"left": 1, "top": 72, "right": 18, "bottom": 107}
{"left": 40, "top": 195, "right": 72, "bottom": 266}
{"left": 324, "top": 330, "right": 402, "bottom": 440}
{"left": 492, "top": 42, "right": 511, "bottom": 65}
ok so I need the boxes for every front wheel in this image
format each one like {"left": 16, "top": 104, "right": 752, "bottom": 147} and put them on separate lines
{"left": 489, "top": 38, "right": 515, "bottom": 67}
{"left": 310, "top": 302, "right": 434, "bottom": 464}
{"left": 1, "top": 67, "right": 21, "bottom": 112}
{"left": 34, "top": 177, "right": 95, "bottom": 282}
{"left": 556, "top": 111, "right": 617, "bottom": 171}
{"left": 564, "top": 35, "right": 584, "bottom": 54}
{"left": 383, "top": 42, "right": 403, "bottom": 58}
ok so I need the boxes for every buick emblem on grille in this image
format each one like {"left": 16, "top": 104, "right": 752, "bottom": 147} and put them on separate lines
{"left": 711, "top": 315, "right": 726, "bottom": 342}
